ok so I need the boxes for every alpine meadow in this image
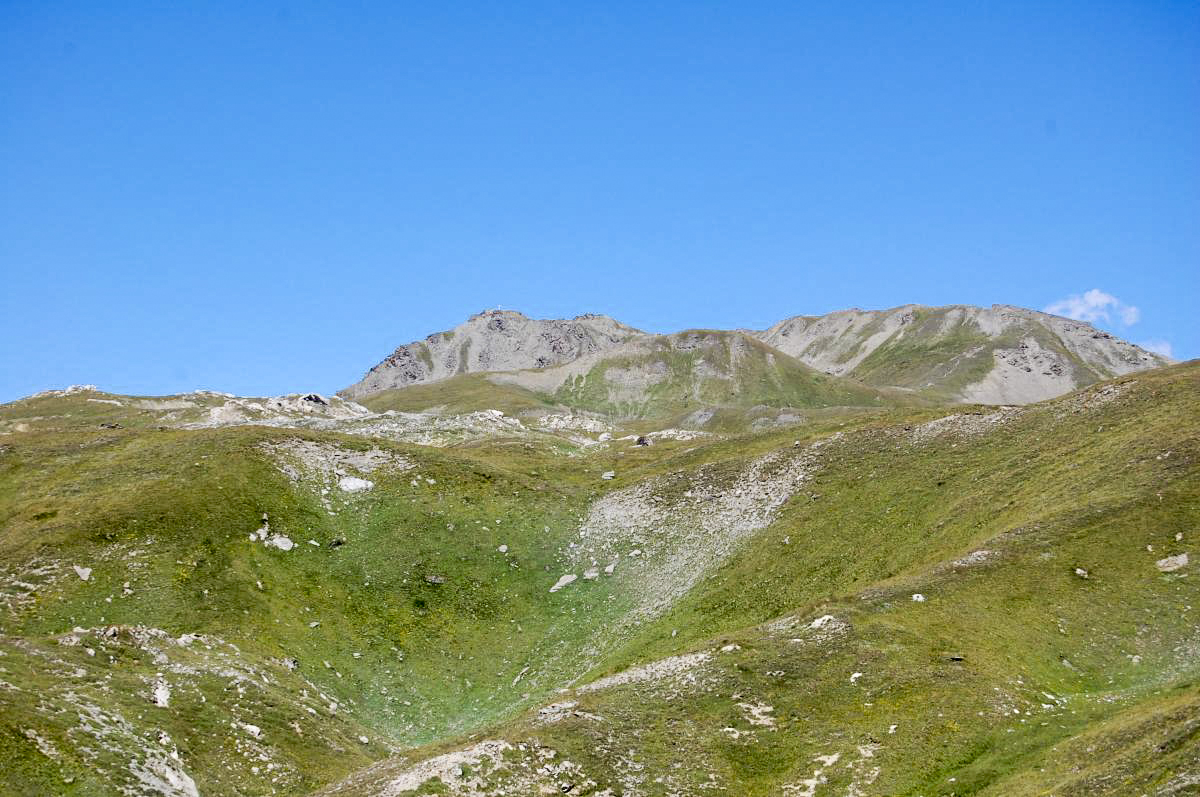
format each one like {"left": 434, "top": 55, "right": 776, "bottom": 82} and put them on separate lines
{"left": 1, "top": 307, "right": 1196, "bottom": 795}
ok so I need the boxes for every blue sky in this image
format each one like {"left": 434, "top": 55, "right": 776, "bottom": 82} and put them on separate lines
{"left": 2, "top": 1, "right": 1197, "bottom": 401}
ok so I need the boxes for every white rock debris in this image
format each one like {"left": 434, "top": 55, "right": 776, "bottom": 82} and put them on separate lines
{"left": 549, "top": 574, "right": 577, "bottom": 593}
{"left": 366, "top": 739, "right": 513, "bottom": 793}
{"left": 565, "top": 437, "right": 836, "bottom": 637}
{"left": 576, "top": 651, "right": 711, "bottom": 694}
{"left": 151, "top": 677, "right": 171, "bottom": 707}
{"left": 910, "top": 407, "right": 1021, "bottom": 444}
{"left": 783, "top": 752, "right": 842, "bottom": 796}
{"left": 236, "top": 721, "right": 262, "bottom": 739}
{"left": 1157, "top": 553, "right": 1189, "bottom": 572}
{"left": 536, "top": 701, "right": 578, "bottom": 723}
{"left": 338, "top": 476, "right": 374, "bottom": 493}
{"left": 537, "top": 413, "right": 611, "bottom": 434}
{"left": 737, "top": 701, "right": 776, "bottom": 728}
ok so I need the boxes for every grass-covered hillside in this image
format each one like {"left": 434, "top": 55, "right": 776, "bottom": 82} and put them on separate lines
{"left": 543, "top": 330, "right": 913, "bottom": 418}
{"left": 0, "top": 362, "right": 1196, "bottom": 795}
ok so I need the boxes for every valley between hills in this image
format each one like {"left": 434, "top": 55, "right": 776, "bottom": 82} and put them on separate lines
{"left": 0, "top": 306, "right": 1194, "bottom": 796}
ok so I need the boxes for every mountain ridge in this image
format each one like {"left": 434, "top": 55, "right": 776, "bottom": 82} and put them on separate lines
{"left": 341, "top": 304, "right": 1169, "bottom": 407}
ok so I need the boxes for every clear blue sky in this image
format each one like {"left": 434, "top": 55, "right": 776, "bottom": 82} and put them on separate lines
{"left": 2, "top": 1, "right": 1197, "bottom": 401}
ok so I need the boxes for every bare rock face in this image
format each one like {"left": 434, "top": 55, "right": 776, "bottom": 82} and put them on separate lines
{"left": 755, "top": 304, "right": 1168, "bottom": 405}
{"left": 340, "top": 311, "right": 644, "bottom": 399}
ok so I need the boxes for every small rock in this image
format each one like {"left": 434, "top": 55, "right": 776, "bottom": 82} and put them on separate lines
{"left": 151, "top": 678, "right": 170, "bottom": 707}
{"left": 601, "top": 471, "right": 616, "bottom": 480}
{"left": 73, "top": 565, "right": 92, "bottom": 582}
{"left": 1156, "top": 553, "right": 1189, "bottom": 573}
{"left": 1074, "top": 567, "right": 1089, "bottom": 579}
{"left": 549, "top": 574, "right": 577, "bottom": 593}
{"left": 911, "top": 593, "right": 925, "bottom": 602}
{"left": 359, "top": 735, "right": 369, "bottom": 744}
{"left": 425, "top": 575, "right": 446, "bottom": 585}
{"left": 498, "top": 544, "right": 508, "bottom": 553}
{"left": 266, "top": 535, "right": 295, "bottom": 552}
{"left": 850, "top": 672, "right": 863, "bottom": 683}
{"left": 338, "top": 476, "right": 374, "bottom": 493}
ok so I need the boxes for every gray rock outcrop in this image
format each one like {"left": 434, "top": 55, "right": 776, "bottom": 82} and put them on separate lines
{"left": 340, "top": 310, "right": 643, "bottom": 399}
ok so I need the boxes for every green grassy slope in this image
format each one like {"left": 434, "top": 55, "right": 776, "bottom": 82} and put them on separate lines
{"left": 1, "top": 363, "right": 1196, "bottom": 795}
{"left": 354, "top": 373, "right": 557, "bottom": 416}
{"left": 321, "top": 363, "right": 1200, "bottom": 795}
{"left": 551, "top": 330, "right": 909, "bottom": 418}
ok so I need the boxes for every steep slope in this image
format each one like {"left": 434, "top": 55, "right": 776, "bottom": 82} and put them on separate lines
{"left": 756, "top": 304, "right": 1169, "bottom": 404}
{"left": 340, "top": 311, "right": 644, "bottom": 399}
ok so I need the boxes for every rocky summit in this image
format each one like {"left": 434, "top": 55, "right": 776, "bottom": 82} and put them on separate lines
{"left": 343, "top": 305, "right": 1168, "bottom": 410}
{"left": 340, "top": 311, "right": 644, "bottom": 400}
{"left": 0, "top": 306, "right": 1195, "bottom": 797}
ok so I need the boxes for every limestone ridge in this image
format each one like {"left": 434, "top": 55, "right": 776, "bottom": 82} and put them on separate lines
{"left": 339, "top": 310, "right": 644, "bottom": 399}
{"left": 342, "top": 304, "right": 1170, "bottom": 406}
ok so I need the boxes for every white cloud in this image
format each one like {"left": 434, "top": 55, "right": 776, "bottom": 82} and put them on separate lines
{"left": 1044, "top": 289, "right": 1140, "bottom": 327}
{"left": 1137, "top": 339, "right": 1174, "bottom": 359}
